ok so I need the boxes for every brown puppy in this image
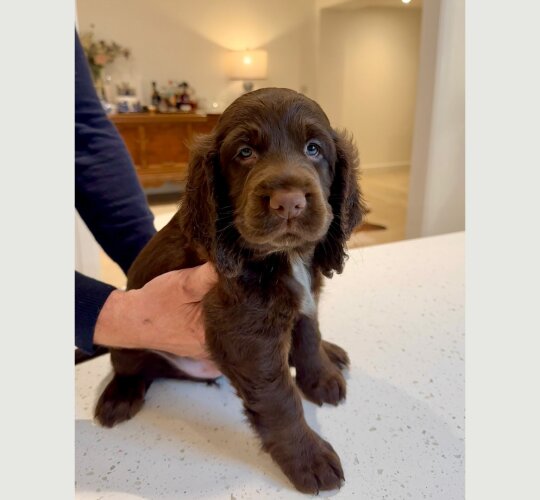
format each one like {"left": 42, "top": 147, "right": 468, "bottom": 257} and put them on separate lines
{"left": 95, "top": 88, "right": 366, "bottom": 494}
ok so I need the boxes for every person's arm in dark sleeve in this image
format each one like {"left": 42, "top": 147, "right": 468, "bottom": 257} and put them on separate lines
{"left": 75, "top": 271, "right": 115, "bottom": 354}
{"left": 75, "top": 30, "right": 155, "bottom": 274}
{"left": 75, "top": 30, "right": 156, "bottom": 353}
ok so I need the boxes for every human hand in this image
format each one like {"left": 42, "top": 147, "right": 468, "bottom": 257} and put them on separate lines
{"left": 94, "top": 263, "right": 221, "bottom": 379}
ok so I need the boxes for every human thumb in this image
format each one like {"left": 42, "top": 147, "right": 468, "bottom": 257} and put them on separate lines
{"left": 176, "top": 262, "right": 218, "bottom": 302}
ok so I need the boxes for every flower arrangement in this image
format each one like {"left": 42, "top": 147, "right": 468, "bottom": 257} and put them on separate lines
{"left": 79, "top": 27, "right": 130, "bottom": 99}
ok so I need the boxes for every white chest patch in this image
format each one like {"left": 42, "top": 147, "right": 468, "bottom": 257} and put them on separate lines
{"left": 291, "top": 256, "right": 317, "bottom": 317}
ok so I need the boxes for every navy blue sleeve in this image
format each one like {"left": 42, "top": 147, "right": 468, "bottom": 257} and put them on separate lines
{"left": 75, "top": 30, "right": 156, "bottom": 353}
{"left": 75, "top": 272, "right": 116, "bottom": 354}
{"left": 75, "top": 30, "right": 155, "bottom": 275}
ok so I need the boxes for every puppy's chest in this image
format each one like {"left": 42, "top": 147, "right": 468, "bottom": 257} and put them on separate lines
{"left": 289, "top": 257, "right": 317, "bottom": 317}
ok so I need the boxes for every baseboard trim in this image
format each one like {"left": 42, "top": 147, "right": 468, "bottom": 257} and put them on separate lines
{"left": 361, "top": 161, "right": 410, "bottom": 170}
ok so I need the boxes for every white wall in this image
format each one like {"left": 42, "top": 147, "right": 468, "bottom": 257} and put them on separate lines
{"left": 76, "top": 0, "right": 317, "bottom": 110}
{"left": 75, "top": 212, "right": 101, "bottom": 280}
{"left": 318, "top": 7, "right": 421, "bottom": 168}
{"left": 406, "top": 0, "right": 465, "bottom": 238}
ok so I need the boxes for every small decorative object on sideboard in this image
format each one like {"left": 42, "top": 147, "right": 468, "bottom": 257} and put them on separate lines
{"left": 115, "top": 81, "right": 142, "bottom": 113}
{"left": 176, "top": 81, "right": 197, "bottom": 112}
{"left": 150, "top": 80, "right": 198, "bottom": 113}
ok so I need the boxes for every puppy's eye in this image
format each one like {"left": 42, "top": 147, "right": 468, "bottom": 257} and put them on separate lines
{"left": 305, "top": 142, "right": 321, "bottom": 158}
{"left": 238, "top": 147, "right": 254, "bottom": 159}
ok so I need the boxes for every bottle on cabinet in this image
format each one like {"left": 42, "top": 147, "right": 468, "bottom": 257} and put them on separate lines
{"left": 151, "top": 81, "right": 161, "bottom": 108}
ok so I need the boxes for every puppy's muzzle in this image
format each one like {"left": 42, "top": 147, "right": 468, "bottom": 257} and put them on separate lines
{"left": 269, "top": 190, "right": 307, "bottom": 220}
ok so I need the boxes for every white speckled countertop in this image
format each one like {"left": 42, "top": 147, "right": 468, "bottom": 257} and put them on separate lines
{"left": 76, "top": 232, "right": 464, "bottom": 500}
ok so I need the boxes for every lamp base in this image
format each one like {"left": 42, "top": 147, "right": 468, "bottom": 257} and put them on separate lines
{"left": 242, "top": 81, "right": 254, "bottom": 93}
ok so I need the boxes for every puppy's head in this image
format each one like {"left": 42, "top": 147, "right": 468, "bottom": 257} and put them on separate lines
{"left": 182, "top": 88, "right": 366, "bottom": 277}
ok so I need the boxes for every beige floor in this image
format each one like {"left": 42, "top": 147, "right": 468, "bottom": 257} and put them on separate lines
{"left": 100, "top": 166, "right": 410, "bottom": 288}
{"left": 348, "top": 165, "right": 410, "bottom": 248}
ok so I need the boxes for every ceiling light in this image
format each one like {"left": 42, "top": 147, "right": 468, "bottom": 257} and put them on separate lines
{"left": 402, "top": 0, "right": 412, "bottom": 4}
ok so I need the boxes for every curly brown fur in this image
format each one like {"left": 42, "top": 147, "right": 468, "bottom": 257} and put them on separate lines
{"left": 94, "top": 88, "right": 366, "bottom": 494}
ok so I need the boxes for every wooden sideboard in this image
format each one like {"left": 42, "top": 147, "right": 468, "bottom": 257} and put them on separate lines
{"left": 110, "top": 113, "right": 220, "bottom": 188}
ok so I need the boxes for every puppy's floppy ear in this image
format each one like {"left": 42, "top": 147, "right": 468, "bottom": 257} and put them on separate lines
{"left": 181, "top": 134, "right": 245, "bottom": 277}
{"left": 313, "top": 129, "right": 367, "bottom": 278}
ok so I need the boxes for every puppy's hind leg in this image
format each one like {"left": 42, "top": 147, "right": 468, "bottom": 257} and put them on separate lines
{"left": 94, "top": 374, "right": 150, "bottom": 428}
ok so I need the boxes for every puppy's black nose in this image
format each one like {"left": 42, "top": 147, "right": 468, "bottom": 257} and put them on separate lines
{"left": 269, "top": 190, "right": 307, "bottom": 220}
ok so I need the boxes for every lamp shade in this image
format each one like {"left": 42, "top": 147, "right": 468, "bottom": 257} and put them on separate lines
{"left": 225, "top": 50, "right": 268, "bottom": 80}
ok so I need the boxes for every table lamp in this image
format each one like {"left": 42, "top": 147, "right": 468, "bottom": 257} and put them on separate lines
{"left": 226, "top": 50, "right": 268, "bottom": 93}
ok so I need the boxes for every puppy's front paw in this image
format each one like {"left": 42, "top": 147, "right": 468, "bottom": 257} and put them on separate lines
{"left": 271, "top": 430, "right": 344, "bottom": 494}
{"left": 321, "top": 340, "right": 350, "bottom": 370}
{"left": 297, "top": 361, "right": 346, "bottom": 406}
